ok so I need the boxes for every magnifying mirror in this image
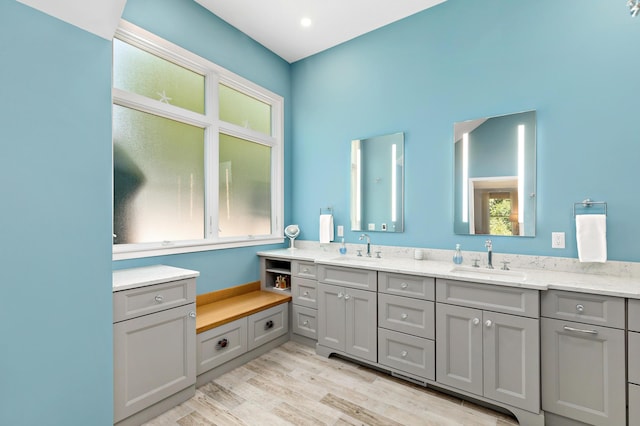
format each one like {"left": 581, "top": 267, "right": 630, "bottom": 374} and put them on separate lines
{"left": 284, "top": 224, "right": 300, "bottom": 249}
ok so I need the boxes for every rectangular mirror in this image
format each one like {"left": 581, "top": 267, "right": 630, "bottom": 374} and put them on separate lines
{"left": 453, "top": 111, "right": 536, "bottom": 236}
{"left": 351, "top": 132, "right": 404, "bottom": 233}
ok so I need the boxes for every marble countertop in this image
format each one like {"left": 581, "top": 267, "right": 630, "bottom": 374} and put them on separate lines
{"left": 113, "top": 265, "right": 200, "bottom": 292}
{"left": 258, "top": 248, "right": 640, "bottom": 298}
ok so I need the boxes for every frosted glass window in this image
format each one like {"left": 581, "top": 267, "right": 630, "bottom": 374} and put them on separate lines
{"left": 218, "top": 134, "right": 271, "bottom": 237}
{"left": 113, "top": 39, "right": 205, "bottom": 114}
{"left": 113, "top": 105, "right": 205, "bottom": 244}
{"left": 219, "top": 84, "right": 271, "bottom": 135}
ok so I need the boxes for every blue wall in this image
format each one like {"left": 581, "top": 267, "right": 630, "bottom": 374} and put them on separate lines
{"left": 114, "top": 0, "right": 293, "bottom": 295}
{"left": 291, "top": 0, "right": 640, "bottom": 261}
{"left": 0, "top": 2, "right": 113, "bottom": 424}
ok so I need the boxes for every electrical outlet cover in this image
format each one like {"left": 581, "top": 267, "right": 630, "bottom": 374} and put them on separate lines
{"left": 552, "top": 232, "right": 565, "bottom": 249}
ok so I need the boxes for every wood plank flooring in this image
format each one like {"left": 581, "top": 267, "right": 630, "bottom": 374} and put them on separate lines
{"left": 144, "top": 341, "right": 519, "bottom": 426}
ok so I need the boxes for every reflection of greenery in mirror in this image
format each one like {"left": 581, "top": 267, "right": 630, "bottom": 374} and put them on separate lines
{"left": 453, "top": 111, "right": 536, "bottom": 237}
{"left": 350, "top": 132, "right": 404, "bottom": 233}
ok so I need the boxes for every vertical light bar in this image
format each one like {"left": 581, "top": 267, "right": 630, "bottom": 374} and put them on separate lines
{"left": 356, "top": 146, "right": 362, "bottom": 224}
{"left": 462, "top": 133, "right": 469, "bottom": 223}
{"left": 391, "top": 143, "right": 397, "bottom": 222}
{"left": 518, "top": 124, "right": 525, "bottom": 227}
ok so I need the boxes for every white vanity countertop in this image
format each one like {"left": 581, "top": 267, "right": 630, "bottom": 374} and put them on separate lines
{"left": 113, "top": 265, "right": 200, "bottom": 292}
{"left": 258, "top": 248, "right": 640, "bottom": 298}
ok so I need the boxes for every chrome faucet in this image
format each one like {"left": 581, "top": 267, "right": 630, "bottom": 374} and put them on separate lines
{"left": 485, "top": 239, "right": 494, "bottom": 269}
{"left": 359, "top": 233, "right": 371, "bottom": 257}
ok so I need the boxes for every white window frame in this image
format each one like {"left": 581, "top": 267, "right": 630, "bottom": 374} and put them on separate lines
{"left": 112, "top": 20, "right": 284, "bottom": 260}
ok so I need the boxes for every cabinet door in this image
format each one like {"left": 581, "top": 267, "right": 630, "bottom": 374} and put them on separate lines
{"left": 317, "top": 283, "right": 346, "bottom": 351}
{"left": 541, "top": 318, "right": 625, "bottom": 426}
{"left": 483, "top": 311, "right": 539, "bottom": 412}
{"left": 345, "top": 288, "right": 377, "bottom": 362}
{"left": 114, "top": 303, "right": 196, "bottom": 423}
{"left": 435, "top": 304, "right": 483, "bottom": 396}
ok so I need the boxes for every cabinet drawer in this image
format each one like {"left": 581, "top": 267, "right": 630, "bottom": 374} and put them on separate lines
{"left": 113, "top": 278, "right": 196, "bottom": 322}
{"left": 248, "top": 303, "right": 289, "bottom": 351}
{"left": 629, "top": 299, "right": 640, "bottom": 332}
{"left": 541, "top": 290, "right": 624, "bottom": 328}
{"left": 379, "top": 272, "right": 434, "bottom": 300}
{"left": 318, "top": 265, "right": 377, "bottom": 291}
{"left": 630, "top": 331, "right": 640, "bottom": 384}
{"left": 292, "top": 277, "right": 317, "bottom": 308}
{"left": 630, "top": 384, "right": 640, "bottom": 426}
{"left": 378, "top": 328, "right": 435, "bottom": 381}
{"left": 197, "top": 317, "right": 247, "bottom": 375}
{"left": 378, "top": 294, "right": 434, "bottom": 339}
{"left": 436, "top": 278, "right": 538, "bottom": 318}
{"left": 292, "top": 260, "right": 317, "bottom": 279}
{"left": 292, "top": 305, "right": 317, "bottom": 340}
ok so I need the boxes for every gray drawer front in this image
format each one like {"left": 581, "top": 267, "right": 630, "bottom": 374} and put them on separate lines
{"left": 630, "top": 332, "right": 640, "bottom": 385}
{"left": 378, "top": 328, "right": 435, "bottom": 380}
{"left": 541, "top": 290, "right": 624, "bottom": 328}
{"left": 197, "top": 317, "right": 247, "bottom": 375}
{"left": 631, "top": 384, "right": 640, "bottom": 426}
{"left": 292, "top": 305, "right": 317, "bottom": 340}
{"left": 378, "top": 294, "right": 434, "bottom": 339}
{"left": 292, "top": 277, "right": 317, "bottom": 308}
{"left": 318, "top": 265, "right": 377, "bottom": 291}
{"left": 248, "top": 303, "right": 289, "bottom": 351}
{"left": 113, "top": 278, "right": 196, "bottom": 322}
{"left": 436, "top": 278, "right": 538, "bottom": 318}
{"left": 379, "top": 272, "right": 435, "bottom": 300}
{"left": 292, "top": 260, "right": 317, "bottom": 279}
{"left": 629, "top": 299, "right": 640, "bottom": 332}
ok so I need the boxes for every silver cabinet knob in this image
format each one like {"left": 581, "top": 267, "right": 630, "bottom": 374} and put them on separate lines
{"left": 303, "top": 320, "right": 309, "bottom": 326}
{"left": 472, "top": 318, "right": 480, "bottom": 326}
{"left": 303, "top": 268, "right": 310, "bottom": 273}
{"left": 576, "top": 304, "right": 585, "bottom": 313}
{"left": 401, "top": 313, "right": 408, "bottom": 320}
{"left": 344, "top": 294, "right": 351, "bottom": 300}
{"left": 485, "top": 320, "right": 493, "bottom": 328}
{"left": 303, "top": 291, "right": 309, "bottom": 297}
{"left": 188, "top": 311, "right": 196, "bottom": 318}
{"left": 337, "top": 292, "right": 344, "bottom": 299}
{"left": 400, "top": 282, "right": 408, "bottom": 289}
{"left": 155, "top": 295, "right": 164, "bottom": 303}
{"left": 401, "top": 350, "right": 408, "bottom": 358}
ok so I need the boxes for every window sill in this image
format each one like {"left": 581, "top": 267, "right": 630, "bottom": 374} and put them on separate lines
{"left": 112, "top": 237, "right": 284, "bottom": 261}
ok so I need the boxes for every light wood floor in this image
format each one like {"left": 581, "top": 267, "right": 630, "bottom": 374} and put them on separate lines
{"left": 144, "top": 341, "right": 519, "bottom": 426}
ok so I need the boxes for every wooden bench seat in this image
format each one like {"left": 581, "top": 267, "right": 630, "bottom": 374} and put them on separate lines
{"left": 196, "top": 281, "right": 291, "bottom": 334}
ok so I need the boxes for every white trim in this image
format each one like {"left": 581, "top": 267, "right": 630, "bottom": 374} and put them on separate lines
{"left": 112, "top": 20, "right": 284, "bottom": 258}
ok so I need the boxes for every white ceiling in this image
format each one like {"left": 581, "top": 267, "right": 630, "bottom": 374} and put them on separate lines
{"left": 17, "top": 0, "right": 446, "bottom": 63}
{"left": 195, "top": 0, "right": 447, "bottom": 63}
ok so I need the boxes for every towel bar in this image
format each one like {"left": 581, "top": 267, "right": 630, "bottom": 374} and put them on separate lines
{"left": 573, "top": 198, "right": 607, "bottom": 217}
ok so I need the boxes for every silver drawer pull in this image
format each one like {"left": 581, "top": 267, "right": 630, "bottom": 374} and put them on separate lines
{"left": 344, "top": 294, "right": 351, "bottom": 300}
{"left": 576, "top": 304, "right": 585, "bottom": 313}
{"left": 303, "top": 291, "right": 309, "bottom": 297}
{"left": 401, "top": 350, "right": 408, "bottom": 358}
{"left": 472, "top": 318, "right": 480, "bottom": 326}
{"left": 400, "top": 282, "right": 408, "bottom": 289}
{"left": 188, "top": 311, "right": 196, "bottom": 319}
{"left": 303, "top": 268, "right": 310, "bottom": 273}
{"left": 337, "top": 292, "right": 344, "bottom": 299}
{"left": 303, "top": 320, "right": 309, "bottom": 326}
{"left": 401, "top": 313, "right": 408, "bottom": 320}
{"left": 154, "top": 295, "right": 164, "bottom": 303}
{"left": 485, "top": 320, "right": 493, "bottom": 328}
{"left": 563, "top": 325, "right": 598, "bottom": 335}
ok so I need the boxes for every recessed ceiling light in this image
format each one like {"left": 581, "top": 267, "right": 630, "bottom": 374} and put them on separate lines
{"left": 300, "top": 17, "right": 312, "bottom": 28}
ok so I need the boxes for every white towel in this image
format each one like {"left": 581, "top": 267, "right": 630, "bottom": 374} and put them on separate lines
{"left": 576, "top": 214, "right": 607, "bottom": 263}
{"left": 319, "top": 214, "right": 334, "bottom": 243}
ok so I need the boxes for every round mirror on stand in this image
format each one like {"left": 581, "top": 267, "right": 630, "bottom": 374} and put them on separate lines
{"left": 284, "top": 224, "right": 300, "bottom": 249}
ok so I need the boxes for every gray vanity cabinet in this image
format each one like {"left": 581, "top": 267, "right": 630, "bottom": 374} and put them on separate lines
{"left": 317, "top": 265, "right": 377, "bottom": 363}
{"left": 629, "top": 299, "right": 640, "bottom": 426}
{"left": 541, "top": 290, "right": 625, "bottom": 426}
{"left": 113, "top": 277, "right": 197, "bottom": 425}
{"left": 291, "top": 260, "right": 318, "bottom": 341}
{"left": 435, "top": 278, "right": 539, "bottom": 413}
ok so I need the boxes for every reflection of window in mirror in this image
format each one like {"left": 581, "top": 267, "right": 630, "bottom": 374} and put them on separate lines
{"left": 488, "top": 193, "right": 517, "bottom": 236}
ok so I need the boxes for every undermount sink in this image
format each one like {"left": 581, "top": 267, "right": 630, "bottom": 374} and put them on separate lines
{"left": 330, "top": 255, "right": 382, "bottom": 262}
{"left": 449, "top": 265, "right": 527, "bottom": 281}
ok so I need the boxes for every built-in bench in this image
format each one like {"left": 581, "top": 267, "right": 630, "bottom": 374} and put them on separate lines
{"left": 195, "top": 281, "right": 291, "bottom": 385}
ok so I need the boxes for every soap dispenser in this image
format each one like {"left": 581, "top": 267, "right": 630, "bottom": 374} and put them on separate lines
{"left": 453, "top": 244, "right": 463, "bottom": 264}
{"left": 339, "top": 238, "right": 347, "bottom": 255}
